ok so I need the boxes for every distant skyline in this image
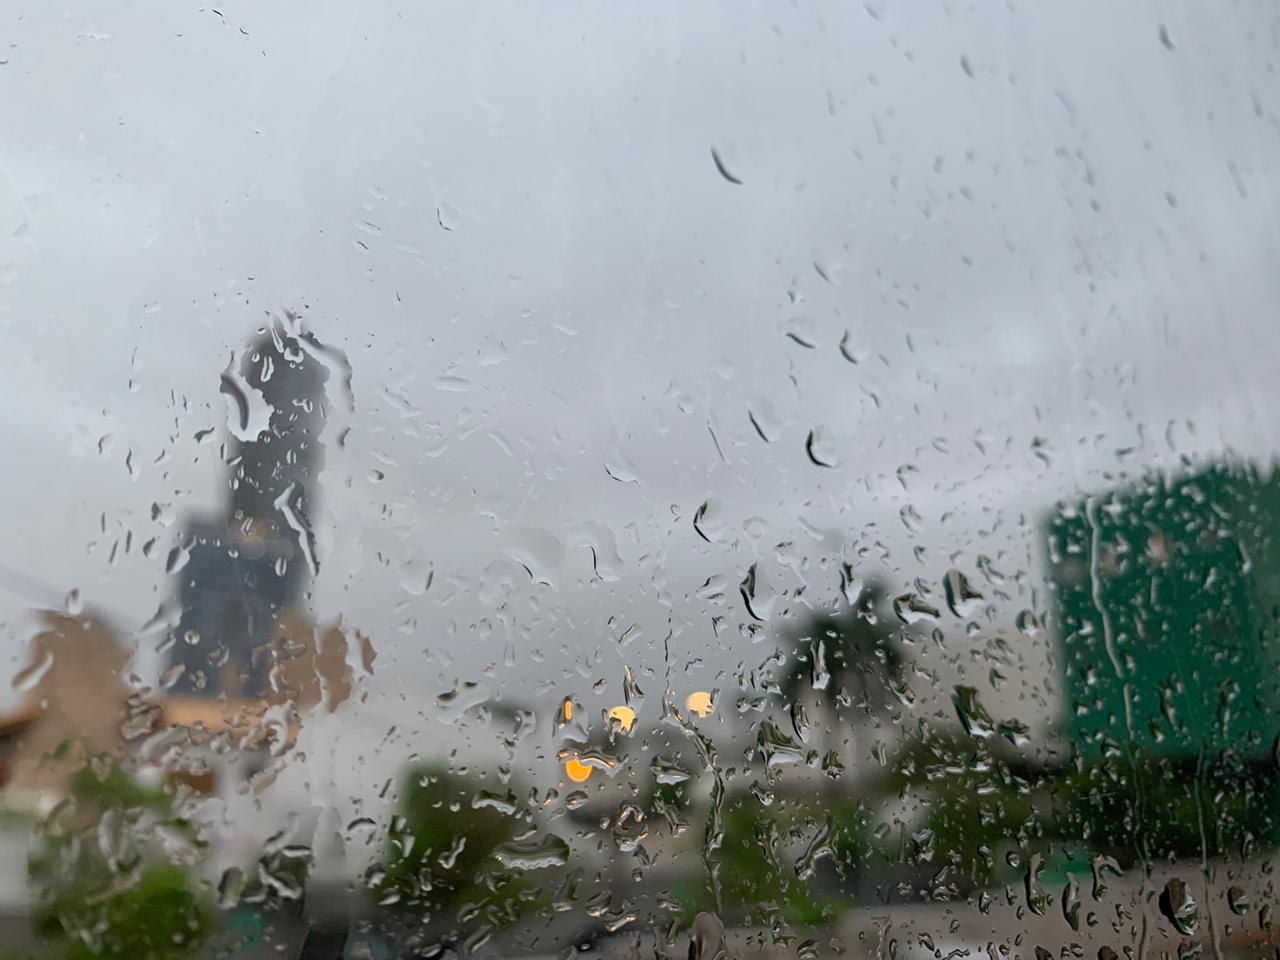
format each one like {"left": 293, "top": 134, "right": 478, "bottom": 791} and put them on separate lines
{"left": 0, "top": 2, "right": 1277, "bottom": 751}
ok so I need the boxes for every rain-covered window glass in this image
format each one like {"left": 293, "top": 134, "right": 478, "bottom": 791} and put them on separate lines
{"left": 2, "top": 5, "right": 1279, "bottom": 960}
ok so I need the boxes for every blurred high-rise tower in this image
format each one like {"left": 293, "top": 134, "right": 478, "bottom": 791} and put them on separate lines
{"left": 167, "top": 320, "right": 330, "bottom": 699}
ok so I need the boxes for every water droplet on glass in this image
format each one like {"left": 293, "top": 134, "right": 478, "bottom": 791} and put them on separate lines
{"left": 795, "top": 817, "right": 835, "bottom": 880}
{"left": 943, "top": 569, "right": 984, "bottom": 617}
{"left": 1090, "top": 853, "right": 1121, "bottom": 899}
{"left": 693, "top": 498, "right": 728, "bottom": 544}
{"left": 1024, "top": 853, "right": 1048, "bottom": 915}
{"left": 436, "top": 201, "right": 459, "bottom": 231}
{"left": 607, "top": 705, "right": 637, "bottom": 733}
{"left": 894, "top": 592, "right": 940, "bottom": 624}
{"left": 839, "top": 562, "right": 864, "bottom": 605}
{"left": 1227, "top": 886, "right": 1249, "bottom": 915}
{"left": 757, "top": 719, "right": 805, "bottom": 769}
{"left": 1016, "top": 609, "right": 1042, "bottom": 637}
{"left": 651, "top": 755, "right": 693, "bottom": 785}
{"left": 493, "top": 834, "right": 570, "bottom": 871}
{"left": 747, "top": 396, "right": 782, "bottom": 443}
{"left": 740, "top": 563, "right": 778, "bottom": 621}
{"left": 218, "top": 867, "right": 244, "bottom": 910}
{"left": 1062, "top": 873, "right": 1081, "bottom": 931}
{"left": 1159, "top": 878, "right": 1198, "bottom": 935}
{"left": 710, "top": 147, "right": 743, "bottom": 185}
{"left": 805, "top": 427, "right": 839, "bottom": 468}
{"left": 689, "top": 912, "right": 727, "bottom": 960}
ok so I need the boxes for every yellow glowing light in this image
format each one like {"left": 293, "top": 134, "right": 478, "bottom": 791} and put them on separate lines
{"left": 607, "top": 705, "right": 637, "bottom": 733}
{"left": 561, "top": 697, "right": 574, "bottom": 722}
{"left": 564, "top": 757, "right": 593, "bottom": 783}
{"left": 685, "top": 691, "right": 714, "bottom": 718}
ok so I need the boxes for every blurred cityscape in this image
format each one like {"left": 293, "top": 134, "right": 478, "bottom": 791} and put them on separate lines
{"left": 0, "top": 321, "right": 1276, "bottom": 959}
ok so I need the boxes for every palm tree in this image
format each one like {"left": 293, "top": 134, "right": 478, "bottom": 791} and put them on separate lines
{"left": 777, "top": 575, "right": 907, "bottom": 776}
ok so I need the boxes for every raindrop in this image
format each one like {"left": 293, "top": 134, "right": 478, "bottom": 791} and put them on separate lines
{"left": 607, "top": 705, "right": 637, "bottom": 734}
{"left": 600, "top": 431, "right": 643, "bottom": 483}
{"left": 274, "top": 482, "right": 318, "bottom": 576}
{"left": 11, "top": 645, "right": 53, "bottom": 693}
{"left": 502, "top": 525, "right": 565, "bottom": 587}
{"left": 1016, "top": 609, "right": 1042, "bottom": 637}
{"left": 757, "top": 720, "right": 805, "bottom": 769}
{"left": 710, "top": 146, "right": 743, "bottom": 185}
{"left": 1025, "top": 853, "right": 1049, "bottom": 915}
{"left": 839, "top": 563, "right": 864, "bottom": 605}
{"left": 436, "top": 201, "right": 459, "bottom": 231}
{"left": 219, "top": 352, "right": 272, "bottom": 442}
{"left": 1227, "top": 886, "right": 1249, "bottom": 916}
{"left": 689, "top": 912, "right": 727, "bottom": 960}
{"left": 622, "top": 664, "right": 645, "bottom": 706}
{"left": 651, "top": 755, "right": 692, "bottom": 785}
{"left": 943, "top": 569, "right": 984, "bottom": 617}
{"left": 438, "top": 835, "right": 466, "bottom": 869}
{"left": 805, "top": 427, "right": 839, "bottom": 468}
{"left": 739, "top": 563, "right": 778, "bottom": 621}
{"left": 493, "top": 834, "right": 570, "bottom": 871}
{"left": 434, "top": 374, "right": 471, "bottom": 392}
{"left": 611, "top": 803, "right": 647, "bottom": 852}
{"left": 694, "top": 499, "right": 728, "bottom": 544}
{"left": 1159, "top": 878, "right": 1198, "bottom": 935}
{"left": 809, "top": 636, "right": 831, "bottom": 691}
{"left": 747, "top": 396, "right": 782, "bottom": 443}
{"left": 790, "top": 699, "right": 810, "bottom": 743}
{"left": 165, "top": 539, "right": 193, "bottom": 575}
{"left": 894, "top": 592, "right": 940, "bottom": 624}
{"left": 1062, "top": 873, "right": 1081, "bottom": 931}
{"left": 218, "top": 867, "right": 244, "bottom": 910}
{"left": 1090, "top": 853, "right": 1121, "bottom": 899}
{"left": 795, "top": 817, "right": 835, "bottom": 880}
{"left": 838, "top": 330, "right": 866, "bottom": 364}
{"left": 784, "top": 316, "right": 819, "bottom": 349}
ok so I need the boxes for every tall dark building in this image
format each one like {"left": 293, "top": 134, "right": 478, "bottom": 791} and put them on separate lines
{"left": 168, "top": 321, "right": 331, "bottom": 699}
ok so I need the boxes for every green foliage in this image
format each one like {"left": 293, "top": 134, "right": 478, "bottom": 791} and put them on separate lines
{"left": 28, "top": 755, "right": 213, "bottom": 960}
{"left": 370, "top": 764, "right": 542, "bottom": 937}
{"left": 65, "top": 762, "right": 171, "bottom": 814}
{"left": 865, "top": 724, "right": 1280, "bottom": 892}
{"left": 675, "top": 788, "right": 868, "bottom": 932}
{"left": 55, "top": 863, "right": 210, "bottom": 960}
{"left": 1054, "top": 752, "right": 1280, "bottom": 868}
{"left": 871, "top": 732, "right": 1052, "bottom": 890}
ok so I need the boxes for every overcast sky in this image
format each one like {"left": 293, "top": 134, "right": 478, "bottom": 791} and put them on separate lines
{"left": 1, "top": 0, "right": 1278, "bottom": 756}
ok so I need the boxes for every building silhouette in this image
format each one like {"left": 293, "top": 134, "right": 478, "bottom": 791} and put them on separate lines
{"left": 168, "top": 321, "right": 330, "bottom": 699}
{"left": 1045, "top": 460, "right": 1280, "bottom": 763}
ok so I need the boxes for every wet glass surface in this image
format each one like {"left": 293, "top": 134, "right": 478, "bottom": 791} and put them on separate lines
{"left": 2, "top": 4, "right": 1280, "bottom": 959}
